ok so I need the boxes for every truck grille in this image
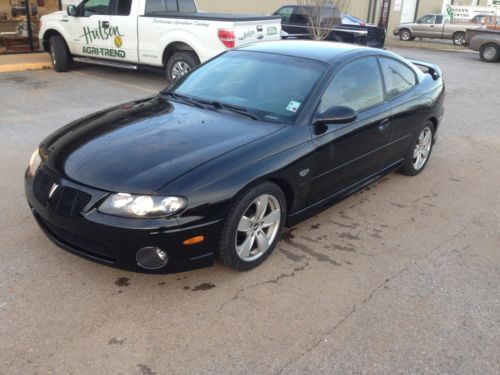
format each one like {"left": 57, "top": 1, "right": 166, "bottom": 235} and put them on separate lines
{"left": 49, "top": 186, "right": 91, "bottom": 218}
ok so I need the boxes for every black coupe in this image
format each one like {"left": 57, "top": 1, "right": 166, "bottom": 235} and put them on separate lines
{"left": 25, "top": 41, "right": 445, "bottom": 273}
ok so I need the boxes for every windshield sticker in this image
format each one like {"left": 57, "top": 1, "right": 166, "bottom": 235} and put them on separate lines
{"left": 286, "top": 101, "right": 301, "bottom": 113}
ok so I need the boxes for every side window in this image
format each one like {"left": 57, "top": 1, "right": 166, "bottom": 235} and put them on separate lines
{"left": 82, "top": 0, "right": 111, "bottom": 16}
{"left": 318, "top": 57, "right": 384, "bottom": 113}
{"left": 178, "top": 0, "right": 197, "bottom": 13}
{"left": 145, "top": 0, "right": 166, "bottom": 15}
{"left": 165, "top": 0, "right": 177, "bottom": 11}
{"left": 435, "top": 15, "right": 443, "bottom": 24}
{"left": 419, "top": 15, "right": 435, "bottom": 24}
{"left": 379, "top": 57, "right": 417, "bottom": 99}
{"left": 115, "top": 0, "right": 132, "bottom": 16}
{"left": 291, "top": 10, "right": 308, "bottom": 26}
{"left": 277, "top": 7, "right": 294, "bottom": 24}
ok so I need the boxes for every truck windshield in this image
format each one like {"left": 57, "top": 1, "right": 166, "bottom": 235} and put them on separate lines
{"left": 169, "top": 50, "right": 327, "bottom": 123}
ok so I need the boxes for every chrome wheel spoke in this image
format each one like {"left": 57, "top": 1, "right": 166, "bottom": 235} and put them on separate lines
{"left": 238, "top": 215, "right": 254, "bottom": 232}
{"left": 255, "top": 195, "right": 269, "bottom": 220}
{"left": 238, "top": 234, "right": 255, "bottom": 259}
{"left": 261, "top": 210, "right": 280, "bottom": 228}
{"left": 413, "top": 127, "right": 432, "bottom": 170}
{"left": 255, "top": 231, "right": 269, "bottom": 252}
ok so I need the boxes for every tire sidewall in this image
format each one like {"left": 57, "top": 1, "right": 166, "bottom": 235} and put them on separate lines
{"left": 217, "top": 182, "right": 287, "bottom": 271}
{"left": 49, "top": 35, "right": 70, "bottom": 72}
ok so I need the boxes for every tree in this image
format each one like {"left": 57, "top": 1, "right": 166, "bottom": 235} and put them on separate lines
{"left": 297, "top": 0, "right": 350, "bottom": 40}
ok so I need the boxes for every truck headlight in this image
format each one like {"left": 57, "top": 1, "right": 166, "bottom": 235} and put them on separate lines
{"left": 98, "top": 193, "right": 187, "bottom": 218}
{"left": 29, "top": 148, "right": 42, "bottom": 176}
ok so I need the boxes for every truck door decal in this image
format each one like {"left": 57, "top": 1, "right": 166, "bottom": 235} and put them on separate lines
{"left": 80, "top": 20, "right": 127, "bottom": 58}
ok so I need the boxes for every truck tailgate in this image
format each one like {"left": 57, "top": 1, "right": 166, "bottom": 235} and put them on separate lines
{"left": 233, "top": 19, "right": 281, "bottom": 47}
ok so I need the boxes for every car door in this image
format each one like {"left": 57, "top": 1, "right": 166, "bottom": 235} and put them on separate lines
{"left": 69, "top": 0, "right": 112, "bottom": 58}
{"left": 413, "top": 14, "right": 436, "bottom": 38}
{"left": 108, "top": 0, "right": 137, "bottom": 62}
{"left": 378, "top": 56, "right": 422, "bottom": 163}
{"left": 309, "top": 56, "right": 392, "bottom": 202}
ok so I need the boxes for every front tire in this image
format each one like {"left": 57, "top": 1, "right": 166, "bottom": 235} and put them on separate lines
{"left": 452, "top": 32, "right": 466, "bottom": 46}
{"left": 49, "top": 35, "right": 70, "bottom": 72}
{"left": 399, "top": 29, "right": 412, "bottom": 42}
{"left": 216, "top": 182, "right": 286, "bottom": 271}
{"left": 479, "top": 43, "right": 500, "bottom": 62}
{"left": 399, "top": 123, "right": 435, "bottom": 176}
{"left": 165, "top": 51, "right": 199, "bottom": 83}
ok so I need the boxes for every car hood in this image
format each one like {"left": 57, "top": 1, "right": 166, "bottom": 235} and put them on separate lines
{"left": 40, "top": 96, "right": 285, "bottom": 194}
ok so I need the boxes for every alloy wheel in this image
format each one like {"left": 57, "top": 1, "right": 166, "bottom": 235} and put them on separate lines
{"left": 50, "top": 44, "right": 56, "bottom": 66}
{"left": 401, "top": 31, "right": 411, "bottom": 41}
{"left": 171, "top": 61, "right": 191, "bottom": 80}
{"left": 235, "top": 194, "right": 281, "bottom": 262}
{"left": 454, "top": 35, "right": 465, "bottom": 46}
{"left": 413, "top": 127, "right": 432, "bottom": 171}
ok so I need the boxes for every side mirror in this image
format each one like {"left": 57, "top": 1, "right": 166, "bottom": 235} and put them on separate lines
{"left": 314, "top": 106, "right": 357, "bottom": 126}
{"left": 67, "top": 5, "right": 77, "bottom": 17}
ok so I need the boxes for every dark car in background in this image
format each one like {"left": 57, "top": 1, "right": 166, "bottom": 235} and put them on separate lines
{"left": 274, "top": 5, "right": 386, "bottom": 47}
{"left": 25, "top": 41, "right": 443, "bottom": 274}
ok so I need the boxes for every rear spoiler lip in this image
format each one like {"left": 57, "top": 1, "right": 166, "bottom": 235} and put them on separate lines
{"left": 407, "top": 59, "right": 443, "bottom": 80}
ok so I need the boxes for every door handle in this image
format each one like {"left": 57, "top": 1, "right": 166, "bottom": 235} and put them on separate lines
{"left": 378, "top": 119, "right": 390, "bottom": 131}
{"left": 102, "top": 21, "right": 110, "bottom": 29}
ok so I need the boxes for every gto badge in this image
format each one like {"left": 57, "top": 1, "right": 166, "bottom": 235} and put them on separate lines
{"left": 48, "top": 183, "right": 59, "bottom": 199}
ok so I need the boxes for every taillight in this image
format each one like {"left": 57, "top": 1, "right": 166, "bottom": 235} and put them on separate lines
{"left": 218, "top": 29, "right": 235, "bottom": 49}
{"left": 360, "top": 22, "right": 366, "bottom": 27}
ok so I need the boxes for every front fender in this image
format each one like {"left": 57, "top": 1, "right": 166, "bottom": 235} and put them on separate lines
{"left": 40, "top": 20, "right": 72, "bottom": 52}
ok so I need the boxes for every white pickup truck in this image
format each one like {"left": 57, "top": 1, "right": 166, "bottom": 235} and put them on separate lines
{"left": 39, "top": 0, "right": 281, "bottom": 81}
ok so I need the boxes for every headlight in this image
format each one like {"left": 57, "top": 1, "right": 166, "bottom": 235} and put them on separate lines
{"left": 98, "top": 193, "right": 187, "bottom": 218}
{"left": 29, "top": 148, "right": 42, "bottom": 176}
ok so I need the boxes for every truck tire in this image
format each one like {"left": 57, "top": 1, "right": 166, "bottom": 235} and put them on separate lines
{"left": 452, "top": 32, "right": 466, "bottom": 46}
{"left": 399, "top": 29, "right": 413, "bottom": 42}
{"left": 49, "top": 35, "right": 70, "bottom": 72}
{"left": 166, "top": 51, "right": 199, "bottom": 83}
{"left": 479, "top": 43, "right": 499, "bottom": 62}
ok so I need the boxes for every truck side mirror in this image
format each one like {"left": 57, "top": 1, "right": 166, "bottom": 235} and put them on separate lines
{"left": 67, "top": 5, "right": 78, "bottom": 17}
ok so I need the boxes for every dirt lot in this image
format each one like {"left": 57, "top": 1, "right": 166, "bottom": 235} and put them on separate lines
{"left": 0, "top": 48, "right": 499, "bottom": 374}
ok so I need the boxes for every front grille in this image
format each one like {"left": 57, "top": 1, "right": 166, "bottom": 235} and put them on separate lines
{"left": 49, "top": 186, "right": 91, "bottom": 218}
{"left": 39, "top": 216, "right": 117, "bottom": 262}
{"left": 33, "top": 169, "right": 54, "bottom": 205}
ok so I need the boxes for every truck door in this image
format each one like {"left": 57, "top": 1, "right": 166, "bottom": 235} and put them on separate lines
{"left": 431, "top": 15, "right": 444, "bottom": 38}
{"left": 108, "top": 0, "right": 138, "bottom": 62}
{"left": 69, "top": 0, "right": 112, "bottom": 59}
{"left": 413, "top": 15, "right": 436, "bottom": 38}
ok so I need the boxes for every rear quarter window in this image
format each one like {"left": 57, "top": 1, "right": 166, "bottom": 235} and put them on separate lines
{"left": 379, "top": 57, "right": 417, "bottom": 99}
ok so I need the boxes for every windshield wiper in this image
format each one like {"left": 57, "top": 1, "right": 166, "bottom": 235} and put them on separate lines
{"left": 162, "top": 92, "right": 205, "bottom": 109}
{"left": 197, "top": 100, "right": 260, "bottom": 121}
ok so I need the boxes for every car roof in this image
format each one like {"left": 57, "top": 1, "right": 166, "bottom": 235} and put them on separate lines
{"left": 237, "top": 40, "right": 367, "bottom": 63}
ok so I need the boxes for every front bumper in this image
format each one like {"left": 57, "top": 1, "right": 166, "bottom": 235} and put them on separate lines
{"left": 25, "top": 167, "right": 222, "bottom": 273}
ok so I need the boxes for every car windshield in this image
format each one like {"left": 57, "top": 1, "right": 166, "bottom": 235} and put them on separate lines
{"left": 168, "top": 50, "right": 327, "bottom": 123}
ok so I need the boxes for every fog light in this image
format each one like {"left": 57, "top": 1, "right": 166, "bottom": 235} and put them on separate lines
{"left": 136, "top": 247, "right": 169, "bottom": 270}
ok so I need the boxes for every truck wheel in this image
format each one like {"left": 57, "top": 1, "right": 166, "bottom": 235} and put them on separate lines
{"left": 479, "top": 43, "right": 499, "bottom": 62}
{"left": 166, "top": 51, "right": 199, "bottom": 83}
{"left": 49, "top": 35, "right": 70, "bottom": 72}
{"left": 452, "top": 32, "right": 466, "bottom": 46}
{"left": 399, "top": 29, "right": 412, "bottom": 42}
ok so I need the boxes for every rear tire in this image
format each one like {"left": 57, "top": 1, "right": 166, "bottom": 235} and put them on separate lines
{"left": 165, "top": 51, "right": 199, "bottom": 83}
{"left": 399, "top": 123, "right": 435, "bottom": 176}
{"left": 399, "top": 29, "right": 412, "bottom": 42}
{"left": 479, "top": 43, "right": 500, "bottom": 62}
{"left": 216, "top": 182, "right": 286, "bottom": 271}
{"left": 49, "top": 35, "right": 70, "bottom": 72}
{"left": 452, "top": 32, "right": 466, "bottom": 46}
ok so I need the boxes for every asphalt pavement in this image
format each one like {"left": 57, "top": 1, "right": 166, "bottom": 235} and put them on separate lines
{"left": 0, "top": 47, "right": 499, "bottom": 374}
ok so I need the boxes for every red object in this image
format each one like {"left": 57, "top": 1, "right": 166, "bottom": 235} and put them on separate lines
{"left": 218, "top": 29, "right": 235, "bottom": 49}
{"left": 37, "top": 0, "right": 45, "bottom": 6}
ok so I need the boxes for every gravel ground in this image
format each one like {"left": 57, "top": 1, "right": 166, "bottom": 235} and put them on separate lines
{"left": 0, "top": 47, "right": 499, "bottom": 374}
